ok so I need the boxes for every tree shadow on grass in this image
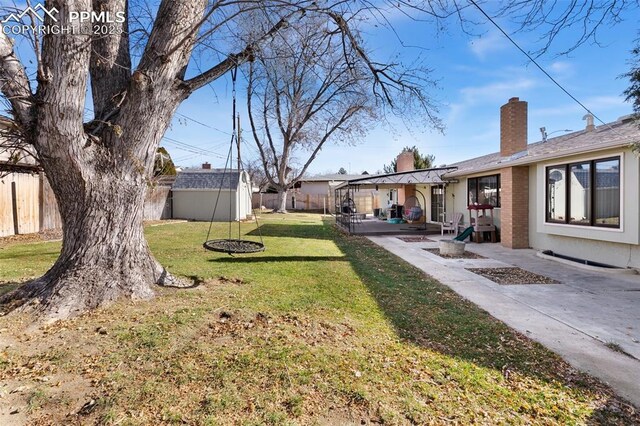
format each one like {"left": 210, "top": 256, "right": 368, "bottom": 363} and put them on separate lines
{"left": 332, "top": 230, "right": 640, "bottom": 422}
{"left": 246, "top": 223, "right": 332, "bottom": 240}
{"left": 210, "top": 256, "right": 347, "bottom": 263}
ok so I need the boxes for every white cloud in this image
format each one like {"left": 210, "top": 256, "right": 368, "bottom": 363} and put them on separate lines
{"left": 459, "top": 78, "right": 537, "bottom": 103}
{"left": 468, "top": 32, "right": 509, "bottom": 60}
{"left": 547, "top": 61, "right": 575, "bottom": 80}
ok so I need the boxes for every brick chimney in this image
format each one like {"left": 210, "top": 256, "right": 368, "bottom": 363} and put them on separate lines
{"left": 202, "top": 162, "right": 211, "bottom": 170}
{"left": 396, "top": 151, "right": 414, "bottom": 172}
{"left": 396, "top": 151, "right": 415, "bottom": 206}
{"left": 500, "top": 97, "right": 527, "bottom": 157}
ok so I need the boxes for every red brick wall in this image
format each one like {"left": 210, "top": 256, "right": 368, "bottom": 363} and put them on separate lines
{"left": 500, "top": 166, "right": 529, "bottom": 249}
{"left": 500, "top": 97, "right": 527, "bottom": 157}
{"left": 396, "top": 151, "right": 414, "bottom": 204}
{"left": 396, "top": 151, "right": 414, "bottom": 172}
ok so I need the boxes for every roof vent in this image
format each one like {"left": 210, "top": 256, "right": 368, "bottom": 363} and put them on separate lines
{"left": 583, "top": 113, "right": 595, "bottom": 132}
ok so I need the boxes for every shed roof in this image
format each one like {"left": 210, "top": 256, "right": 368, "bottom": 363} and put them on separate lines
{"left": 173, "top": 169, "right": 242, "bottom": 190}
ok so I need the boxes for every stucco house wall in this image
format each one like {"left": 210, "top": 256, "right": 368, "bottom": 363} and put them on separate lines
{"left": 446, "top": 177, "right": 502, "bottom": 231}
{"left": 299, "top": 181, "right": 331, "bottom": 195}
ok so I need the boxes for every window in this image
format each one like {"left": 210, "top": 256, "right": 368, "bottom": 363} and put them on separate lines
{"left": 569, "top": 162, "right": 590, "bottom": 225}
{"left": 546, "top": 166, "right": 566, "bottom": 222}
{"left": 468, "top": 174, "right": 500, "bottom": 207}
{"left": 545, "top": 157, "right": 620, "bottom": 228}
{"left": 595, "top": 159, "right": 621, "bottom": 227}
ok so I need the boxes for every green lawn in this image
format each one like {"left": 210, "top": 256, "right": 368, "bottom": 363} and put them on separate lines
{"left": 0, "top": 214, "right": 636, "bottom": 425}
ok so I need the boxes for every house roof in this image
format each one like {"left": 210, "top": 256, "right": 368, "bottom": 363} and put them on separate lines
{"left": 445, "top": 115, "right": 639, "bottom": 178}
{"left": 300, "top": 173, "right": 365, "bottom": 182}
{"left": 334, "top": 167, "right": 457, "bottom": 189}
{"left": 172, "top": 169, "right": 242, "bottom": 190}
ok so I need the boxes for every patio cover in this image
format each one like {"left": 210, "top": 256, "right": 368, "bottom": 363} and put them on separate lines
{"left": 334, "top": 166, "right": 458, "bottom": 189}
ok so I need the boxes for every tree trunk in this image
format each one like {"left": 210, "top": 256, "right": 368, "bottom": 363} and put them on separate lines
{"left": 275, "top": 189, "right": 289, "bottom": 213}
{"left": 0, "top": 0, "right": 256, "bottom": 320}
{"left": 3, "top": 164, "right": 183, "bottom": 320}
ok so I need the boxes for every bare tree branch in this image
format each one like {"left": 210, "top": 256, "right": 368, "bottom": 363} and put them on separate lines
{"left": 181, "top": 12, "right": 294, "bottom": 94}
{"left": 90, "top": 0, "right": 132, "bottom": 118}
{"left": 0, "top": 33, "right": 35, "bottom": 133}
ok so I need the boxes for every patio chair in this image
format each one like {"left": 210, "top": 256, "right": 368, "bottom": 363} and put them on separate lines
{"left": 402, "top": 195, "right": 423, "bottom": 223}
{"left": 403, "top": 206, "right": 423, "bottom": 222}
{"left": 441, "top": 212, "right": 463, "bottom": 236}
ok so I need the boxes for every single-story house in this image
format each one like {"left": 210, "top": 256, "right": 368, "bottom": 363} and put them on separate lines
{"left": 337, "top": 97, "right": 640, "bottom": 269}
{"left": 253, "top": 173, "right": 365, "bottom": 211}
{"left": 294, "top": 173, "right": 367, "bottom": 211}
{"left": 295, "top": 173, "right": 366, "bottom": 195}
{"left": 172, "top": 165, "right": 252, "bottom": 222}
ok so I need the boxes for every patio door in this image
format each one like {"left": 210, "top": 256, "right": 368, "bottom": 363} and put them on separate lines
{"left": 431, "top": 185, "right": 445, "bottom": 222}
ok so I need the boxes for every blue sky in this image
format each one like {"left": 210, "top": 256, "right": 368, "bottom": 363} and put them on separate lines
{"left": 2, "top": 1, "right": 637, "bottom": 175}
{"left": 165, "top": 5, "right": 638, "bottom": 175}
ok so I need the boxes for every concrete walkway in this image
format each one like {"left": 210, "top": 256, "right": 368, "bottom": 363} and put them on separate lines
{"left": 368, "top": 235, "right": 640, "bottom": 407}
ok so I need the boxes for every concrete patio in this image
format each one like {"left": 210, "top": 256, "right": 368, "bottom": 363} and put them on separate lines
{"left": 369, "top": 234, "right": 640, "bottom": 407}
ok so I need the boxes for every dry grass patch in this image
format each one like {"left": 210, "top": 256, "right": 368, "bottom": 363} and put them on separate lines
{"left": 467, "top": 267, "right": 559, "bottom": 285}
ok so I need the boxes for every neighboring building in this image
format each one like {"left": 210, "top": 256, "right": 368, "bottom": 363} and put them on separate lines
{"left": 295, "top": 174, "right": 364, "bottom": 196}
{"left": 337, "top": 97, "right": 640, "bottom": 269}
{"left": 294, "top": 173, "right": 366, "bottom": 211}
{"left": 253, "top": 173, "right": 365, "bottom": 211}
{"left": 172, "top": 166, "right": 252, "bottom": 221}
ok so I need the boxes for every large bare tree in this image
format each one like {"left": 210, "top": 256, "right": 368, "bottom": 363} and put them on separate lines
{"left": 0, "top": 0, "right": 314, "bottom": 319}
{"left": 246, "top": 12, "right": 442, "bottom": 212}
{"left": 247, "top": 15, "right": 373, "bottom": 212}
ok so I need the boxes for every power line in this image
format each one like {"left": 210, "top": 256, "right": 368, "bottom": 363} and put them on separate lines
{"left": 83, "top": 106, "right": 231, "bottom": 160}
{"left": 468, "top": 0, "right": 609, "bottom": 127}
{"left": 175, "top": 112, "right": 232, "bottom": 136}
{"left": 162, "top": 136, "right": 227, "bottom": 159}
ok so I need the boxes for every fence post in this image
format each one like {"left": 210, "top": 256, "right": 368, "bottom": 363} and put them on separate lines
{"left": 39, "top": 172, "right": 44, "bottom": 232}
{"left": 11, "top": 181, "right": 19, "bottom": 235}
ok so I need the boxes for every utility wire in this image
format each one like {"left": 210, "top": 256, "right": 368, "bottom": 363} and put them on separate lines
{"left": 175, "top": 112, "right": 232, "bottom": 136}
{"left": 162, "top": 136, "right": 227, "bottom": 159}
{"left": 468, "top": 0, "right": 609, "bottom": 127}
{"left": 83, "top": 106, "right": 230, "bottom": 159}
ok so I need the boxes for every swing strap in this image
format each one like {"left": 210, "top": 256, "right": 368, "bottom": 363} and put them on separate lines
{"left": 203, "top": 63, "right": 264, "bottom": 254}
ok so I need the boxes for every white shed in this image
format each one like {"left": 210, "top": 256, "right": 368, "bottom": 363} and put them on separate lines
{"left": 172, "top": 169, "right": 252, "bottom": 222}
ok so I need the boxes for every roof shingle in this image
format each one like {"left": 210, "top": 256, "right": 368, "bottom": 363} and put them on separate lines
{"left": 173, "top": 169, "right": 241, "bottom": 190}
{"left": 446, "top": 116, "right": 639, "bottom": 178}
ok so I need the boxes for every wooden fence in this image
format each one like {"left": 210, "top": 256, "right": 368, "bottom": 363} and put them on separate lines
{"left": 1, "top": 172, "right": 174, "bottom": 237}
{"left": 252, "top": 191, "right": 375, "bottom": 214}
{"left": 0, "top": 172, "right": 55, "bottom": 237}
{"left": 144, "top": 185, "right": 172, "bottom": 221}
